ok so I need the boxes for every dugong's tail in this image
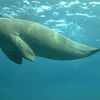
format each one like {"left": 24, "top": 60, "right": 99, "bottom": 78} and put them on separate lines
{"left": 64, "top": 40, "right": 100, "bottom": 60}
{"left": 86, "top": 48, "right": 100, "bottom": 56}
{"left": 75, "top": 44, "right": 100, "bottom": 59}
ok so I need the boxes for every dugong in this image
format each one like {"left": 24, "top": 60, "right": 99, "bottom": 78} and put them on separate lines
{"left": 0, "top": 18, "right": 99, "bottom": 64}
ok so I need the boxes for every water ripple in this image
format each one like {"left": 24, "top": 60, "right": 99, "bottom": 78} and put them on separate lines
{"left": 0, "top": 0, "right": 100, "bottom": 44}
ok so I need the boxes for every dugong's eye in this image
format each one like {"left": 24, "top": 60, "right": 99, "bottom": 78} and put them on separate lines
{"left": 15, "top": 32, "right": 19, "bottom": 36}
{"left": 10, "top": 32, "right": 19, "bottom": 36}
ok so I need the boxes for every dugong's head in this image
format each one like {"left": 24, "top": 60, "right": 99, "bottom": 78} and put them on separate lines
{"left": 0, "top": 18, "right": 19, "bottom": 49}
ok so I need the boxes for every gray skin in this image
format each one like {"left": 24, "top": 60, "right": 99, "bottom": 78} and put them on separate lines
{"left": 0, "top": 18, "right": 99, "bottom": 64}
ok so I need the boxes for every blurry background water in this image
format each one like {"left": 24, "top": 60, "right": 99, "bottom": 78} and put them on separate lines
{"left": 0, "top": 0, "right": 100, "bottom": 100}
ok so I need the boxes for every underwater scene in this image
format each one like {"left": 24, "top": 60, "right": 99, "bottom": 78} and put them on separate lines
{"left": 0, "top": 0, "right": 100, "bottom": 100}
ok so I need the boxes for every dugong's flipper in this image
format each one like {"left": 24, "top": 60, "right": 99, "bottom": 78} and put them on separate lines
{"left": 2, "top": 33, "right": 35, "bottom": 64}
{"left": 10, "top": 34, "right": 35, "bottom": 61}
